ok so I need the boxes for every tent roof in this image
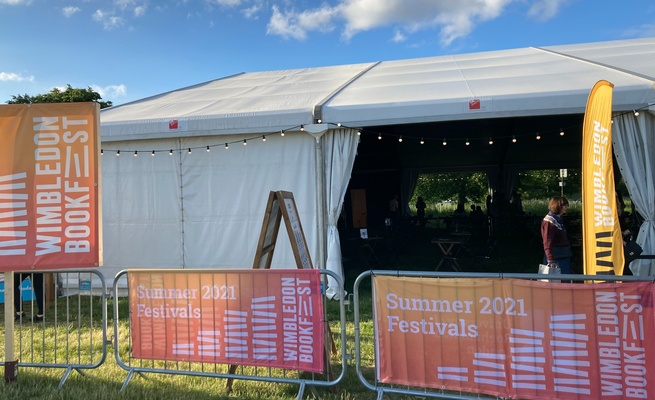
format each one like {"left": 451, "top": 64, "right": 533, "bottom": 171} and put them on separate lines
{"left": 322, "top": 39, "right": 655, "bottom": 127}
{"left": 101, "top": 37, "right": 655, "bottom": 142}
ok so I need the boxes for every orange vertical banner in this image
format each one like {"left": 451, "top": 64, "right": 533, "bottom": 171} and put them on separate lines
{"left": 373, "top": 275, "right": 655, "bottom": 399}
{"left": 581, "top": 80, "right": 624, "bottom": 275}
{"left": 0, "top": 103, "right": 102, "bottom": 270}
{"left": 128, "top": 269, "right": 325, "bottom": 373}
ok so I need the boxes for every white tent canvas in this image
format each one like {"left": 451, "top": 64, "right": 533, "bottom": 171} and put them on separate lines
{"left": 96, "top": 37, "right": 655, "bottom": 290}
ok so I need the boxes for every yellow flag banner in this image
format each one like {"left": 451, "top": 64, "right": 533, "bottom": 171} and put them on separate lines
{"left": 0, "top": 103, "right": 102, "bottom": 270}
{"left": 581, "top": 80, "right": 624, "bottom": 275}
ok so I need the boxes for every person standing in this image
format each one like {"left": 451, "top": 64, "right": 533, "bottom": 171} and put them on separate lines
{"left": 485, "top": 194, "right": 492, "bottom": 217}
{"left": 510, "top": 191, "right": 524, "bottom": 215}
{"left": 541, "top": 196, "right": 572, "bottom": 278}
{"left": 14, "top": 272, "right": 45, "bottom": 322}
{"left": 388, "top": 195, "right": 399, "bottom": 226}
{"left": 415, "top": 196, "right": 427, "bottom": 229}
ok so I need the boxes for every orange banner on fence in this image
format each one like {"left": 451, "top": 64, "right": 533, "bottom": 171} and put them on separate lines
{"left": 374, "top": 276, "right": 655, "bottom": 400}
{"left": 128, "top": 269, "right": 325, "bottom": 373}
{"left": 0, "top": 103, "right": 102, "bottom": 270}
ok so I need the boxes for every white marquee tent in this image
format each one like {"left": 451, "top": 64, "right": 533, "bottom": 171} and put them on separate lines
{"left": 99, "top": 37, "right": 655, "bottom": 292}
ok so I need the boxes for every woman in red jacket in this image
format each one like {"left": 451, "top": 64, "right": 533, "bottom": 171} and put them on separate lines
{"left": 541, "top": 196, "right": 572, "bottom": 278}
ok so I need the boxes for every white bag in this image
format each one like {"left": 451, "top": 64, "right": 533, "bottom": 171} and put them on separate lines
{"left": 538, "top": 263, "right": 561, "bottom": 282}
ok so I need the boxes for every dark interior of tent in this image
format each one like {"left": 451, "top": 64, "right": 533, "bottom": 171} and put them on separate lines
{"left": 345, "top": 113, "right": 584, "bottom": 228}
{"left": 338, "top": 112, "right": 589, "bottom": 276}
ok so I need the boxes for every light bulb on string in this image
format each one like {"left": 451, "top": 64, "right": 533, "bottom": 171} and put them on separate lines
{"left": 243, "top": 139, "right": 247, "bottom": 146}
{"left": 300, "top": 125, "right": 304, "bottom": 131}
{"left": 420, "top": 137, "right": 425, "bottom": 145}
{"left": 169, "top": 149, "right": 173, "bottom": 156}
{"left": 116, "top": 150, "right": 120, "bottom": 156}
{"left": 442, "top": 138, "right": 447, "bottom": 146}
{"left": 488, "top": 137, "right": 493, "bottom": 145}
{"left": 398, "top": 136, "right": 403, "bottom": 143}
{"left": 206, "top": 145, "right": 210, "bottom": 152}
{"left": 357, "top": 130, "right": 361, "bottom": 136}
{"left": 378, "top": 133, "right": 382, "bottom": 140}
{"left": 536, "top": 133, "right": 541, "bottom": 140}
{"left": 101, "top": 149, "right": 104, "bottom": 155}
{"left": 465, "top": 138, "right": 470, "bottom": 146}
{"left": 280, "top": 130, "right": 285, "bottom": 137}
{"left": 337, "top": 123, "right": 342, "bottom": 127}
{"left": 634, "top": 110, "right": 640, "bottom": 117}
{"left": 559, "top": 129, "right": 565, "bottom": 136}
{"left": 512, "top": 135, "right": 517, "bottom": 143}
{"left": 225, "top": 143, "right": 229, "bottom": 150}
{"left": 317, "top": 119, "right": 322, "bottom": 124}
{"left": 151, "top": 150, "right": 155, "bottom": 156}
{"left": 262, "top": 135, "right": 266, "bottom": 142}
{"left": 188, "top": 148, "right": 192, "bottom": 154}
{"left": 134, "top": 151, "right": 138, "bottom": 157}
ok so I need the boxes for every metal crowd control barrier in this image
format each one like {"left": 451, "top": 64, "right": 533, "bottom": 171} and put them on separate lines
{"left": 354, "top": 270, "right": 655, "bottom": 400}
{"left": 112, "top": 268, "right": 347, "bottom": 399}
{"left": 0, "top": 269, "right": 109, "bottom": 390}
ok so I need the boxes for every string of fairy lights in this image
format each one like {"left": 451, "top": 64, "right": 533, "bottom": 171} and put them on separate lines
{"left": 101, "top": 125, "right": 305, "bottom": 157}
{"left": 100, "top": 104, "right": 652, "bottom": 157}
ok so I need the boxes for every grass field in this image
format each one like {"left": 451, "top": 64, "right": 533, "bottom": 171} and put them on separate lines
{"left": 0, "top": 293, "right": 385, "bottom": 400}
{"left": 0, "top": 206, "right": 567, "bottom": 399}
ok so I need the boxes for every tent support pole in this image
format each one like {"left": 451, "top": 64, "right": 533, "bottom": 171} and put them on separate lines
{"left": 315, "top": 133, "right": 327, "bottom": 272}
{"left": 305, "top": 124, "right": 328, "bottom": 273}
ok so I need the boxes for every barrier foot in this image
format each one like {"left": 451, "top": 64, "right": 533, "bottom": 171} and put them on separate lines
{"left": 57, "top": 366, "right": 86, "bottom": 390}
{"left": 120, "top": 369, "right": 135, "bottom": 392}
{"left": 376, "top": 387, "right": 385, "bottom": 400}
{"left": 296, "top": 381, "right": 307, "bottom": 400}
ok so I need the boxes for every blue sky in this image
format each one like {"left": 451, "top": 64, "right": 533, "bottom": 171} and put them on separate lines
{"left": 1, "top": 0, "right": 654, "bottom": 106}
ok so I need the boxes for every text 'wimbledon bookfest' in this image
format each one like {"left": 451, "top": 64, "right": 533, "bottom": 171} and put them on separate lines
{"left": 581, "top": 80, "right": 624, "bottom": 275}
{"left": 373, "top": 276, "right": 655, "bottom": 400}
{"left": 128, "top": 269, "right": 325, "bottom": 373}
{"left": 0, "top": 103, "right": 101, "bottom": 270}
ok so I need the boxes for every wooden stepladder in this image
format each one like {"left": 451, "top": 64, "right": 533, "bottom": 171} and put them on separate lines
{"left": 252, "top": 190, "right": 313, "bottom": 270}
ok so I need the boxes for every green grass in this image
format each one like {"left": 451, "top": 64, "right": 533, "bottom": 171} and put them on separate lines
{"left": 0, "top": 289, "right": 398, "bottom": 400}
{"left": 0, "top": 219, "right": 555, "bottom": 399}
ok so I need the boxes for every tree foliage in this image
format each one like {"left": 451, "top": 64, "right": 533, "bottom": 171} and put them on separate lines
{"left": 518, "top": 169, "right": 581, "bottom": 200}
{"left": 412, "top": 169, "right": 583, "bottom": 205}
{"left": 414, "top": 172, "right": 489, "bottom": 204}
{"left": 6, "top": 84, "right": 112, "bottom": 108}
